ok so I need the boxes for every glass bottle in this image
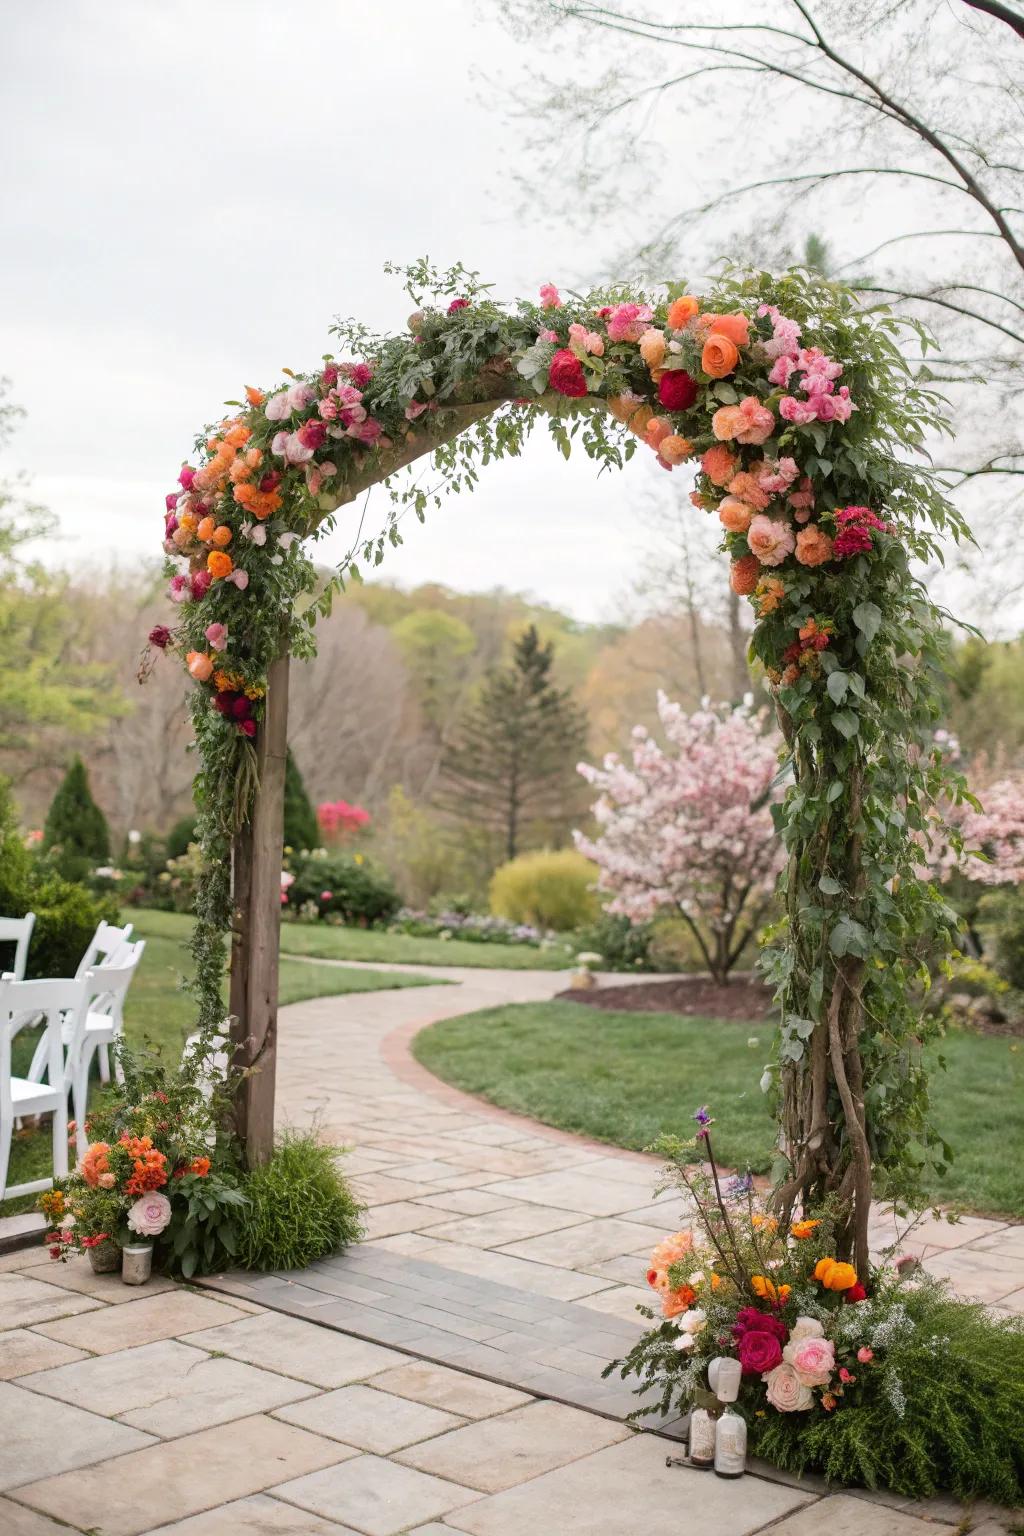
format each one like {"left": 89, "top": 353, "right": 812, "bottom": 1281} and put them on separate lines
{"left": 688, "top": 1406, "right": 717, "bottom": 1470}
{"left": 714, "top": 1405, "right": 747, "bottom": 1479}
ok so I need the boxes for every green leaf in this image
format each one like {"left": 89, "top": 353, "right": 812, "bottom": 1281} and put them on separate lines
{"left": 826, "top": 671, "right": 849, "bottom": 704}
{"left": 819, "top": 875, "right": 842, "bottom": 895}
{"left": 832, "top": 709, "right": 859, "bottom": 739}
{"left": 852, "top": 601, "right": 882, "bottom": 644}
{"left": 827, "top": 780, "right": 844, "bottom": 803}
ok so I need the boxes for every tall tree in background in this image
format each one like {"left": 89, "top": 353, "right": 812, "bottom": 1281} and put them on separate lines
{"left": 43, "top": 755, "right": 110, "bottom": 880}
{"left": 283, "top": 748, "right": 319, "bottom": 852}
{"left": 439, "top": 624, "right": 589, "bottom": 861}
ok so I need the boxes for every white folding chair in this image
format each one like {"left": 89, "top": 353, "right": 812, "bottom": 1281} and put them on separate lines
{"left": 66, "top": 945, "right": 147, "bottom": 1155}
{"left": 0, "top": 973, "right": 76, "bottom": 1201}
{"left": 0, "top": 913, "right": 35, "bottom": 982}
{"left": 75, "top": 920, "right": 134, "bottom": 1082}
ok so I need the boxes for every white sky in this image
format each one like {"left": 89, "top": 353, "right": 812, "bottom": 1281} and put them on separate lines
{"left": 2, "top": 0, "right": 1010, "bottom": 628}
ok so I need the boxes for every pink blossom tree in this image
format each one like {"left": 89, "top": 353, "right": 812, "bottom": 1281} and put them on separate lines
{"left": 930, "top": 774, "right": 1024, "bottom": 887}
{"left": 575, "top": 694, "right": 785, "bottom": 985}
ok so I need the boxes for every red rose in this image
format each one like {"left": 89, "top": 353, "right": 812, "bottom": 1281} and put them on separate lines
{"left": 231, "top": 695, "right": 251, "bottom": 721}
{"left": 733, "top": 1307, "right": 788, "bottom": 1342}
{"left": 548, "top": 347, "right": 587, "bottom": 399}
{"left": 447, "top": 298, "right": 470, "bottom": 314}
{"left": 190, "top": 570, "right": 211, "bottom": 601}
{"left": 240, "top": 719, "right": 256, "bottom": 738}
{"left": 297, "top": 419, "right": 327, "bottom": 450}
{"left": 657, "top": 369, "right": 698, "bottom": 412}
{"left": 148, "top": 625, "right": 171, "bottom": 649}
{"left": 212, "top": 691, "right": 233, "bottom": 716}
{"left": 321, "top": 363, "right": 339, "bottom": 390}
{"left": 737, "top": 1329, "right": 783, "bottom": 1376}
{"left": 845, "top": 1282, "right": 867, "bottom": 1303}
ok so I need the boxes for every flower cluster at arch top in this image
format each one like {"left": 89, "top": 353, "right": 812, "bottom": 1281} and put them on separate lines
{"left": 151, "top": 274, "right": 883, "bottom": 738}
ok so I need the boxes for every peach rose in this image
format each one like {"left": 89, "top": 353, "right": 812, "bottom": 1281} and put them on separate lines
{"left": 644, "top": 416, "right": 674, "bottom": 450}
{"left": 727, "top": 471, "right": 771, "bottom": 510}
{"left": 701, "top": 444, "right": 738, "bottom": 487}
{"left": 187, "top": 651, "right": 214, "bottom": 682}
{"left": 764, "top": 1361, "right": 814, "bottom": 1413}
{"left": 718, "top": 496, "right": 753, "bottom": 533}
{"left": 206, "top": 550, "right": 234, "bottom": 580}
{"left": 659, "top": 434, "right": 692, "bottom": 465}
{"left": 730, "top": 554, "right": 761, "bottom": 595}
{"left": 606, "top": 392, "right": 645, "bottom": 424}
{"left": 662, "top": 1284, "right": 698, "bottom": 1319}
{"left": 667, "top": 295, "right": 699, "bottom": 329}
{"left": 639, "top": 328, "right": 667, "bottom": 369}
{"left": 702, "top": 334, "right": 740, "bottom": 379}
{"left": 195, "top": 515, "right": 216, "bottom": 543}
{"left": 210, "top": 525, "right": 233, "bottom": 548}
{"left": 783, "top": 1334, "right": 835, "bottom": 1387}
{"left": 747, "top": 515, "right": 796, "bottom": 567}
{"left": 626, "top": 404, "right": 654, "bottom": 438}
{"left": 699, "top": 311, "right": 750, "bottom": 347}
{"left": 650, "top": 1230, "right": 694, "bottom": 1269}
{"left": 795, "top": 525, "right": 834, "bottom": 566}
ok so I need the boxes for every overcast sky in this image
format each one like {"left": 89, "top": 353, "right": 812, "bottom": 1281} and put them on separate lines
{"left": 2, "top": 1, "right": 1009, "bottom": 629}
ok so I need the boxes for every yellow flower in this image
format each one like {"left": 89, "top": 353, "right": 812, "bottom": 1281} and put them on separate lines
{"left": 790, "top": 1219, "right": 820, "bottom": 1240}
{"left": 751, "top": 1275, "right": 791, "bottom": 1303}
{"left": 814, "top": 1257, "right": 858, "bottom": 1292}
{"left": 752, "top": 1213, "right": 778, "bottom": 1233}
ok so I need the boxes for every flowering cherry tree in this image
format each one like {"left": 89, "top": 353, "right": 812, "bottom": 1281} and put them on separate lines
{"left": 576, "top": 695, "right": 785, "bottom": 984}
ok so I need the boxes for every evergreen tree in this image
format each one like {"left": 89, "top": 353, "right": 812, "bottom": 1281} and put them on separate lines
{"left": 438, "top": 625, "right": 588, "bottom": 862}
{"left": 283, "top": 747, "right": 319, "bottom": 852}
{"left": 43, "top": 755, "right": 110, "bottom": 879}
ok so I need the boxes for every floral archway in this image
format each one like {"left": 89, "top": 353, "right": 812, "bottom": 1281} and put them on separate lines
{"left": 148, "top": 260, "right": 970, "bottom": 1279}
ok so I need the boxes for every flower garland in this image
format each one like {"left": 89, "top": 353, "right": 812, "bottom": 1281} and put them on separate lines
{"left": 148, "top": 261, "right": 970, "bottom": 1255}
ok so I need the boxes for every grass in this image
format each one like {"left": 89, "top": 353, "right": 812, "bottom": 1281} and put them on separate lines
{"left": 412, "top": 1001, "right": 1024, "bottom": 1220}
{"left": 1, "top": 909, "right": 439, "bottom": 1214}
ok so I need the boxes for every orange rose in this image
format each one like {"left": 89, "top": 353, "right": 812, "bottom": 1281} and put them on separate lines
{"left": 702, "top": 334, "right": 740, "bottom": 379}
{"left": 718, "top": 497, "right": 753, "bottom": 533}
{"left": 662, "top": 1284, "right": 697, "bottom": 1319}
{"left": 210, "top": 525, "right": 232, "bottom": 548}
{"left": 187, "top": 651, "right": 214, "bottom": 682}
{"left": 815, "top": 1258, "right": 858, "bottom": 1292}
{"left": 644, "top": 415, "right": 674, "bottom": 450}
{"left": 711, "top": 404, "right": 746, "bottom": 442}
{"left": 625, "top": 404, "right": 654, "bottom": 438}
{"left": 701, "top": 444, "right": 738, "bottom": 487}
{"left": 223, "top": 423, "right": 251, "bottom": 449}
{"left": 699, "top": 311, "right": 750, "bottom": 347}
{"left": 727, "top": 471, "right": 771, "bottom": 510}
{"left": 659, "top": 434, "right": 693, "bottom": 465}
{"left": 206, "top": 550, "right": 233, "bottom": 580}
{"left": 195, "top": 515, "right": 216, "bottom": 543}
{"left": 606, "top": 392, "right": 644, "bottom": 424}
{"left": 790, "top": 1219, "right": 820, "bottom": 1240}
{"left": 667, "top": 295, "right": 699, "bottom": 328}
{"left": 245, "top": 385, "right": 265, "bottom": 406}
{"left": 730, "top": 555, "right": 760, "bottom": 595}
{"left": 639, "top": 328, "right": 667, "bottom": 370}
{"left": 751, "top": 1275, "right": 791, "bottom": 1303}
{"left": 795, "top": 525, "right": 834, "bottom": 567}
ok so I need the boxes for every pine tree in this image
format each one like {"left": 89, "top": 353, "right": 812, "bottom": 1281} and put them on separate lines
{"left": 283, "top": 747, "right": 319, "bottom": 852}
{"left": 438, "top": 625, "right": 588, "bottom": 862}
{"left": 43, "top": 755, "right": 110, "bottom": 879}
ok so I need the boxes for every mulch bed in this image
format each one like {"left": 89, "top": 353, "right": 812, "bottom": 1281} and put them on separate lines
{"left": 555, "top": 974, "right": 775, "bottom": 1021}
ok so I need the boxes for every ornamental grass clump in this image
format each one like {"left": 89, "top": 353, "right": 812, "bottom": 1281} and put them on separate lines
{"left": 238, "top": 1131, "right": 363, "bottom": 1271}
{"left": 607, "top": 1109, "right": 1024, "bottom": 1504}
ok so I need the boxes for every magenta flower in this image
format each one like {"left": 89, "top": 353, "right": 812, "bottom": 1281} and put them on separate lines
{"left": 148, "top": 625, "right": 171, "bottom": 649}
{"left": 447, "top": 298, "right": 470, "bottom": 314}
{"left": 168, "top": 574, "right": 190, "bottom": 604}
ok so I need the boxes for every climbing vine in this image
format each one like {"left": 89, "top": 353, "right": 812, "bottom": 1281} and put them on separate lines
{"left": 146, "top": 259, "right": 971, "bottom": 1269}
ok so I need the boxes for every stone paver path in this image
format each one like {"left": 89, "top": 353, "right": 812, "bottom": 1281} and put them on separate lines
{"left": 4, "top": 963, "right": 1021, "bottom": 1532}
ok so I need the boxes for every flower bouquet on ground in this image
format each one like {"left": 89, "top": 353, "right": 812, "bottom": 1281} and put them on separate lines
{"left": 607, "top": 1108, "right": 1024, "bottom": 1504}
{"left": 39, "top": 1040, "right": 247, "bottom": 1280}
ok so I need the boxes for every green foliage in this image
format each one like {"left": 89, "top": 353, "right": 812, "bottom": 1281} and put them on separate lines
{"left": 573, "top": 911, "right": 656, "bottom": 971}
{"left": 0, "top": 776, "right": 118, "bottom": 978}
{"left": 490, "top": 848, "right": 599, "bottom": 931}
{"left": 164, "top": 815, "right": 198, "bottom": 860}
{"left": 287, "top": 850, "right": 400, "bottom": 926}
{"left": 750, "top": 1283, "right": 1024, "bottom": 1503}
{"left": 162, "top": 1171, "right": 249, "bottom": 1280}
{"left": 43, "top": 755, "right": 110, "bottom": 880}
{"left": 439, "top": 625, "right": 589, "bottom": 863}
{"left": 391, "top": 607, "right": 476, "bottom": 731}
{"left": 282, "top": 747, "right": 319, "bottom": 853}
{"left": 979, "top": 886, "right": 1024, "bottom": 991}
{"left": 238, "top": 1131, "right": 364, "bottom": 1270}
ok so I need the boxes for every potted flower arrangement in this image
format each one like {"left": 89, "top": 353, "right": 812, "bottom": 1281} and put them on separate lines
{"left": 38, "top": 1041, "right": 246, "bottom": 1284}
{"left": 607, "top": 1108, "right": 1024, "bottom": 1504}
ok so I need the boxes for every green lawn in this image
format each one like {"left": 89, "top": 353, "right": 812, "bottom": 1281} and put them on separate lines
{"left": 2, "top": 910, "right": 438, "bottom": 1214}
{"left": 413, "top": 1002, "right": 1024, "bottom": 1220}
{"left": 276, "top": 917, "right": 574, "bottom": 970}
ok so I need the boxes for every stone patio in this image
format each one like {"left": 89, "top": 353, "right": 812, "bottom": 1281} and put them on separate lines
{"left": 2, "top": 962, "right": 1021, "bottom": 1532}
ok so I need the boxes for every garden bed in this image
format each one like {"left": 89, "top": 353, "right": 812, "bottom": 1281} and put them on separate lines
{"left": 556, "top": 974, "right": 773, "bottom": 1021}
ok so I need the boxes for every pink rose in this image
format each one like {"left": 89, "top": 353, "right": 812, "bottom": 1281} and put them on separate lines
{"left": 606, "top": 302, "right": 654, "bottom": 343}
{"left": 178, "top": 466, "right": 196, "bottom": 491}
{"left": 286, "top": 382, "right": 315, "bottom": 414}
{"left": 98, "top": 1172, "right": 116, "bottom": 1189}
{"left": 857, "top": 1346, "right": 874, "bottom": 1363}
{"left": 783, "top": 1334, "right": 835, "bottom": 1387}
{"left": 814, "top": 394, "right": 838, "bottom": 422}
{"left": 732, "top": 395, "right": 775, "bottom": 445}
{"left": 768, "top": 355, "right": 796, "bottom": 387}
{"left": 127, "top": 1191, "right": 172, "bottom": 1237}
{"left": 539, "top": 283, "right": 562, "bottom": 309}
{"left": 264, "top": 391, "right": 291, "bottom": 422}
{"left": 168, "top": 574, "right": 190, "bottom": 604}
{"left": 764, "top": 1362, "right": 813, "bottom": 1412}
{"left": 779, "top": 396, "right": 819, "bottom": 426}
{"left": 747, "top": 515, "right": 795, "bottom": 567}
{"left": 204, "top": 622, "right": 228, "bottom": 651}
{"left": 227, "top": 568, "right": 250, "bottom": 591}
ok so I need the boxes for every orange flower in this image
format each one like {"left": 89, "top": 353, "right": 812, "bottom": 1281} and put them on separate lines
{"left": 667, "top": 295, "right": 699, "bottom": 328}
{"left": 662, "top": 1284, "right": 698, "bottom": 1319}
{"left": 795, "top": 525, "right": 834, "bottom": 567}
{"left": 187, "top": 651, "right": 214, "bottom": 682}
{"left": 625, "top": 404, "right": 654, "bottom": 438}
{"left": 196, "top": 515, "right": 216, "bottom": 543}
{"left": 815, "top": 1257, "right": 858, "bottom": 1292}
{"left": 650, "top": 1230, "right": 694, "bottom": 1270}
{"left": 799, "top": 618, "right": 821, "bottom": 643}
{"left": 727, "top": 471, "right": 771, "bottom": 511}
{"left": 644, "top": 416, "right": 674, "bottom": 450}
{"left": 698, "top": 311, "right": 750, "bottom": 347}
{"left": 207, "top": 551, "right": 234, "bottom": 580}
{"left": 639, "top": 328, "right": 667, "bottom": 370}
{"left": 751, "top": 1274, "right": 791, "bottom": 1303}
{"left": 245, "top": 385, "right": 265, "bottom": 406}
{"left": 233, "top": 482, "right": 282, "bottom": 520}
{"left": 790, "top": 1219, "right": 820, "bottom": 1240}
{"left": 718, "top": 497, "right": 753, "bottom": 534}
{"left": 177, "top": 513, "right": 198, "bottom": 534}
{"left": 659, "top": 434, "right": 692, "bottom": 465}
{"left": 190, "top": 1156, "right": 211, "bottom": 1177}
{"left": 606, "top": 392, "right": 646, "bottom": 426}
{"left": 80, "top": 1142, "right": 111, "bottom": 1188}
{"left": 752, "top": 1213, "right": 779, "bottom": 1233}
{"left": 210, "top": 525, "right": 232, "bottom": 549}
{"left": 701, "top": 444, "right": 738, "bottom": 487}
{"left": 755, "top": 576, "right": 786, "bottom": 616}
{"left": 730, "top": 555, "right": 760, "bottom": 595}
{"left": 223, "top": 423, "right": 251, "bottom": 449}
{"left": 229, "top": 457, "right": 254, "bottom": 485}
{"left": 702, "top": 334, "right": 740, "bottom": 379}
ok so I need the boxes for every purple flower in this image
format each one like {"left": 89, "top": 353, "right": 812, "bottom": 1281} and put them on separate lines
{"left": 693, "top": 1106, "right": 714, "bottom": 1136}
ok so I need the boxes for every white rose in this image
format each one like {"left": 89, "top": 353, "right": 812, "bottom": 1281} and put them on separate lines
{"left": 788, "top": 1315, "right": 825, "bottom": 1344}
{"left": 127, "top": 1192, "right": 172, "bottom": 1238}
{"left": 678, "top": 1308, "right": 707, "bottom": 1335}
{"left": 763, "top": 1361, "right": 814, "bottom": 1412}
{"left": 673, "top": 1332, "right": 697, "bottom": 1352}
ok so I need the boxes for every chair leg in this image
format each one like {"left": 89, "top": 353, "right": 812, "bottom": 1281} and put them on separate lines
{"left": 112, "top": 1027, "right": 125, "bottom": 1087}
{"left": 52, "top": 1094, "right": 69, "bottom": 1181}
{"left": 27, "top": 1031, "right": 47, "bottom": 1084}
{"left": 97, "top": 1043, "right": 110, "bottom": 1084}
{"left": 0, "top": 1115, "right": 11, "bottom": 1202}
{"left": 72, "top": 1048, "right": 95, "bottom": 1162}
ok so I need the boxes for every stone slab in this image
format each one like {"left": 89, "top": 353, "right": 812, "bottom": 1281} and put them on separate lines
{"left": 370, "top": 1361, "right": 531, "bottom": 1419}
{"left": 275, "top": 1384, "right": 463, "bottom": 1453}
{"left": 0, "top": 1380, "right": 154, "bottom": 1492}
{"left": 142, "top": 1492, "right": 363, "bottom": 1533}
{"left": 497, "top": 1216, "right": 668, "bottom": 1268}
{"left": 22, "top": 1255, "right": 177, "bottom": 1303}
{"left": 33, "top": 1288, "right": 246, "bottom": 1353}
{"left": 181, "top": 1309, "right": 406, "bottom": 1387}
{"left": 762, "top": 1493, "right": 964, "bottom": 1536}
{"left": 0, "top": 1272, "right": 103, "bottom": 1330}
{"left": 272, "top": 1453, "right": 481, "bottom": 1536}
{"left": 482, "top": 1169, "right": 654, "bottom": 1217}
{"left": 0, "top": 1327, "right": 87, "bottom": 1379}
{"left": 0, "top": 1497, "right": 76, "bottom": 1535}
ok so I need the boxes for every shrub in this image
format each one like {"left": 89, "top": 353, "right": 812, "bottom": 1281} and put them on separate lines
{"left": 283, "top": 748, "right": 319, "bottom": 853}
{"left": 980, "top": 886, "right": 1024, "bottom": 991}
{"left": 238, "top": 1131, "right": 363, "bottom": 1270}
{"left": 573, "top": 912, "right": 656, "bottom": 971}
{"left": 164, "top": 814, "right": 198, "bottom": 861}
{"left": 489, "top": 849, "right": 599, "bottom": 932}
{"left": 43, "top": 756, "right": 110, "bottom": 881}
{"left": 286, "top": 851, "right": 400, "bottom": 927}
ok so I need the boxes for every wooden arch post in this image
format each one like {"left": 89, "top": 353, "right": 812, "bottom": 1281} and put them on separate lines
{"left": 225, "top": 387, "right": 529, "bottom": 1167}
